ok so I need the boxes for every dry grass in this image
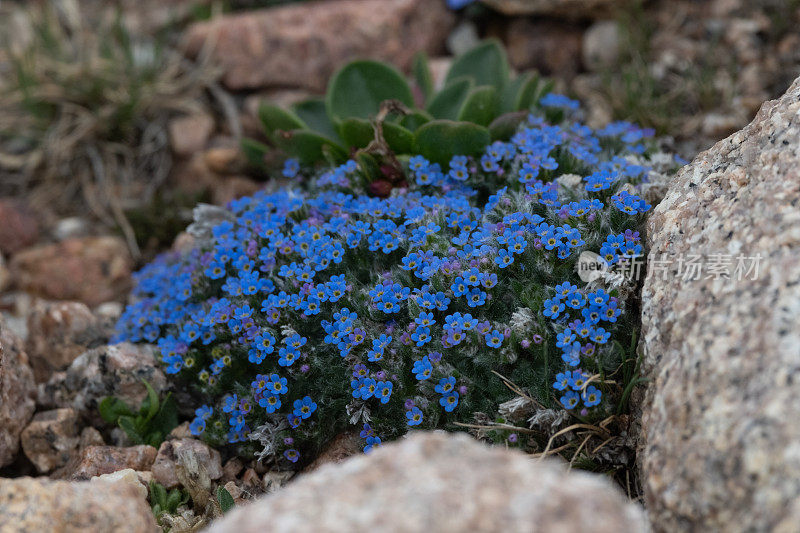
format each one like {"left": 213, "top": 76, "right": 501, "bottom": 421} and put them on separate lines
{"left": 0, "top": 0, "right": 221, "bottom": 256}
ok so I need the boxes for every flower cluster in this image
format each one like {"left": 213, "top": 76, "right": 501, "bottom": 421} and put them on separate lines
{"left": 115, "top": 97, "right": 673, "bottom": 465}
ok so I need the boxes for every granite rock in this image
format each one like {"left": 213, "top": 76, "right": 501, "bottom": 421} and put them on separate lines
{"left": 151, "top": 438, "right": 223, "bottom": 489}
{"left": 26, "top": 300, "right": 112, "bottom": 382}
{"left": 182, "top": 0, "right": 454, "bottom": 92}
{"left": 0, "top": 477, "right": 157, "bottom": 533}
{"left": 207, "top": 432, "right": 646, "bottom": 533}
{"left": 9, "top": 236, "right": 133, "bottom": 306}
{"left": 20, "top": 408, "right": 81, "bottom": 473}
{"left": 481, "top": 0, "right": 622, "bottom": 17}
{"left": 0, "top": 198, "right": 40, "bottom": 256}
{"left": 63, "top": 444, "right": 158, "bottom": 480}
{"left": 639, "top": 76, "right": 800, "bottom": 531}
{"left": 38, "top": 343, "right": 166, "bottom": 421}
{"left": 0, "top": 317, "right": 36, "bottom": 467}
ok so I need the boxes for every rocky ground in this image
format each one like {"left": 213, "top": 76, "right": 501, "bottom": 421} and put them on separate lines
{"left": 1, "top": 0, "right": 799, "bottom": 531}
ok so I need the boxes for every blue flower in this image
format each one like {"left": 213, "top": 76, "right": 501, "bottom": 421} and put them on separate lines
{"left": 283, "top": 448, "right": 300, "bottom": 463}
{"left": 560, "top": 390, "right": 580, "bottom": 409}
{"left": 440, "top": 391, "right": 459, "bottom": 412}
{"left": 293, "top": 396, "right": 317, "bottom": 419}
{"left": 582, "top": 386, "right": 602, "bottom": 407}
{"left": 406, "top": 407, "right": 423, "bottom": 426}
{"left": 435, "top": 376, "right": 456, "bottom": 395}
{"left": 412, "top": 356, "right": 433, "bottom": 380}
{"left": 364, "top": 436, "right": 382, "bottom": 453}
{"left": 375, "top": 381, "right": 393, "bottom": 404}
{"left": 282, "top": 158, "right": 300, "bottom": 178}
{"left": 485, "top": 329, "right": 504, "bottom": 348}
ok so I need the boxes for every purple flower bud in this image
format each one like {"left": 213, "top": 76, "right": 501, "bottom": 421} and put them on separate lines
{"left": 458, "top": 385, "right": 468, "bottom": 395}
{"left": 580, "top": 408, "right": 589, "bottom": 416}
{"left": 532, "top": 334, "right": 544, "bottom": 344}
{"left": 300, "top": 364, "right": 310, "bottom": 373}
{"left": 521, "top": 339, "right": 531, "bottom": 348}
{"left": 588, "top": 213, "right": 596, "bottom": 222}
{"left": 284, "top": 437, "right": 294, "bottom": 445}
{"left": 376, "top": 370, "right": 387, "bottom": 380}
{"left": 508, "top": 433, "right": 518, "bottom": 443}
{"left": 404, "top": 399, "right": 415, "bottom": 409}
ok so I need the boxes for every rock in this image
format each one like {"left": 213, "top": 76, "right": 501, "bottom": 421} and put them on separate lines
{"left": 211, "top": 176, "right": 262, "bottom": 207}
{"left": 204, "top": 146, "right": 246, "bottom": 175}
{"left": 0, "top": 252, "right": 10, "bottom": 293}
{"left": 0, "top": 477, "right": 157, "bottom": 532}
{"left": 79, "top": 426, "right": 105, "bottom": 448}
{"left": 303, "top": 430, "right": 361, "bottom": 472}
{"left": 0, "top": 317, "right": 36, "bottom": 467}
{"left": 20, "top": 408, "right": 81, "bottom": 473}
{"left": 151, "top": 438, "right": 223, "bottom": 489}
{"left": 38, "top": 343, "right": 166, "bottom": 421}
{"left": 207, "top": 432, "right": 646, "bottom": 533}
{"left": 26, "top": 300, "right": 112, "bottom": 382}
{"left": 64, "top": 445, "right": 158, "bottom": 480}
{"left": 0, "top": 198, "right": 40, "bottom": 256}
{"left": 9, "top": 236, "right": 133, "bottom": 306}
{"left": 640, "top": 76, "right": 800, "bottom": 531}
{"left": 182, "top": 0, "right": 455, "bottom": 92}
{"left": 481, "top": 0, "right": 621, "bottom": 17}
{"left": 169, "top": 113, "right": 215, "bottom": 157}
{"left": 52, "top": 217, "right": 91, "bottom": 241}
{"left": 446, "top": 20, "right": 480, "bottom": 57}
{"left": 506, "top": 19, "right": 583, "bottom": 79}
{"left": 222, "top": 457, "right": 244, "bottom": 482}
{"left": 582, "top": 20, "right": 620, "bottom": 72}
{"left": 91, "top": 468, "right": 149, "bottom": 500}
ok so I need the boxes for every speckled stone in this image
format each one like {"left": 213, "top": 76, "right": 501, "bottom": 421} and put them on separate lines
{"left": 182, "top": 0, "right": 454, "bottom": 92}
{"left": 62, "top": 445, "right": 157, "bottom": 481}
{"left": 0, "top": 477, "right": 157, "bottom": 533}
{"left": 38, "top": 343, "right": 166, "bottom": 422}
{"left": 207, "top": 432, "right": 646, "bottom": 533}
{"left": 640, "top": 76, "right": 800, "bottom": 532}
{"left": 0, "top": 317, "right": 36, "bottom": 468}
{"left": 151, "top": 438, "right": 222, "bottom": 489}
{"left": 20, "top": 408, "right": 81, "bottom": 473}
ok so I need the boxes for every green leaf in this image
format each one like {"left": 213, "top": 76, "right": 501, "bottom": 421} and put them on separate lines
{"left": 412, "top": 51, "right": 434, "bottom": 103}
{"left": 257, "top": 103, "right": 306, "bottom": 139}
{"left": 339, "top": 118, "right": 414, "bottom": 154}
{"left": 217, "top": 486, "right": 235, "bottom": 514}
{"left": 399, "top": 110, "right": 432, "bottom": 132}
{"left": 149, "top": 393, "right": 179, "bottom": 438}
{"left": 338, "top": 118, "right": 373, "bottom": 149}
{"left": 118, "top": 416, "right": 143, "bottom": 444}
{"left": 516, "top": 74, "right": 550, "bottom": 111}
{"left": 383, "top": 122, "right": 415, "bottom": 153}
{"left": 98, "top": 396, "right": 133, "bottom": 424}
{"left": 499, "top": 72, "right": 533, "bottom": 114}
{"left": 457, "top": 86, "right": 498, "bottom": 126}
{"left": 149, "top": 481, "right": 167, "bottom": 508}
{"left": 140, "top": 379, "right": 160, "bottom": 421}
{"left": 488, "top": 111, "right": 528, "bottom": 141}
{"left": 240, "top": 138, "right": 269, "bottom": 169}
{"left": 291, "top": 99, "right": 340, "bottom": 141}
{"left": 445, "top": 39, "right": 509, "bottom": 89}
{"left": 413, "top": 120, "right": 491, "bottom": 166}
{"left": 427, "top": 78, "right": 473, "bottom": 120}
{"left": 326, "top": 60, "right": 414, "bottom": 122}
{"left": 357, "top": 153, "right": 382, "bottom": 184}
{"left": 273, "top": 130, "right": 347, "bottom": 165}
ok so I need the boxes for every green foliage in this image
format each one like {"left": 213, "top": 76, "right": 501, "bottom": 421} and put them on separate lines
{"left": 149, "top": 481, "right": 189, "bottom": 518}
{"left": 413, "top": 120, "right": 491, "bottom": 166}
{"left": 246, "top": 40, "right": 551, "bottom": 175}
{"left": 98, "top": 380, "right": 178, "bottom": 447}
{"left": 216, "top": 486, "right": 236, "bottom": 514}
